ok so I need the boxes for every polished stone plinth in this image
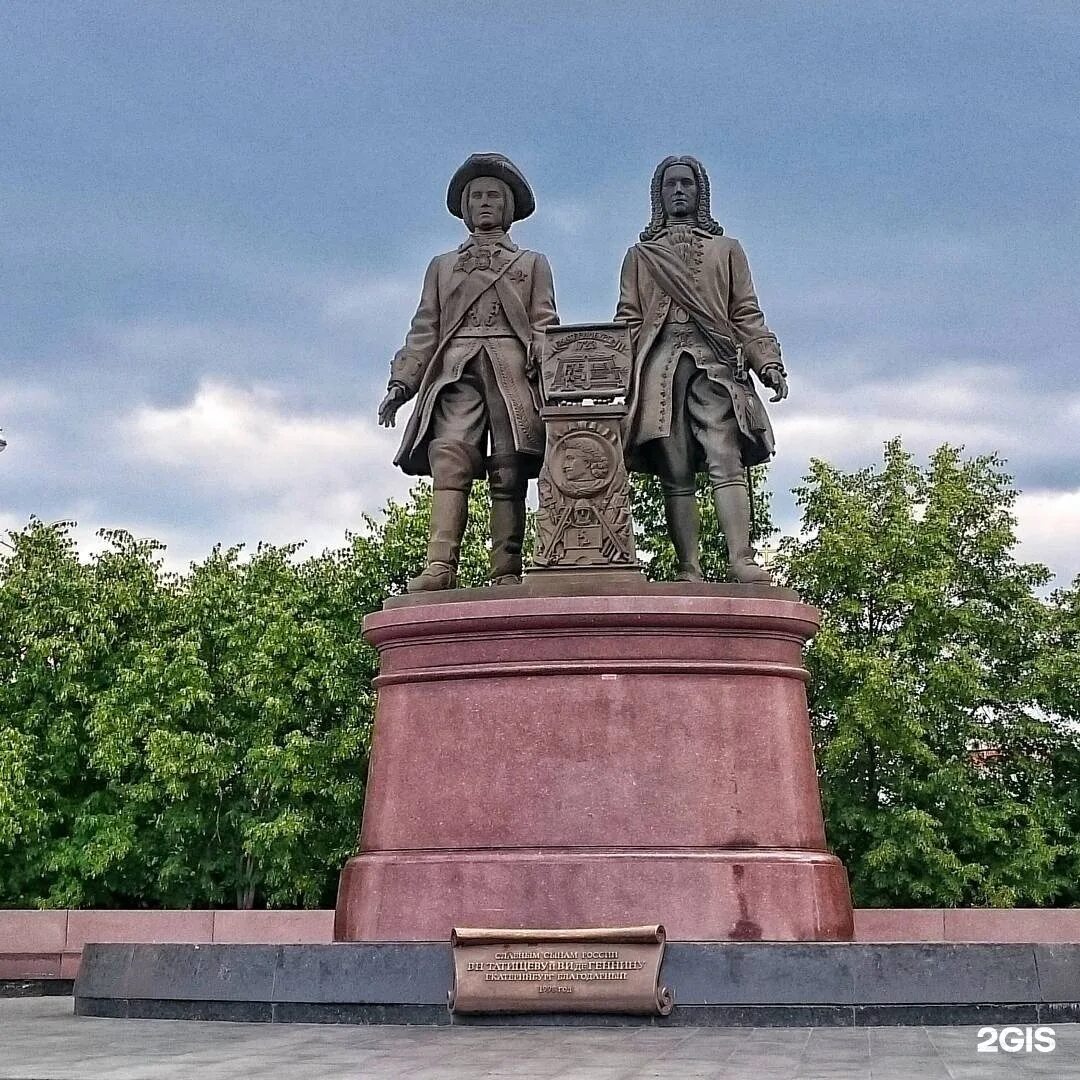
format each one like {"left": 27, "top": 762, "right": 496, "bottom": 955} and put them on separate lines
{"left": 73, "top": 941, "right": 1080, "bottom": 1026}
{"left": 335, "top": 584, "right": 853, "bottom": 942}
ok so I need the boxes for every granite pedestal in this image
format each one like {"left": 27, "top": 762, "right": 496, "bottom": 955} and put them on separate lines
{"left": 335, "top": 582, "right": 853, "bottom": 943}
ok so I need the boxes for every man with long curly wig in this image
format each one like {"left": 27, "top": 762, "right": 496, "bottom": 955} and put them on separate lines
{"left": 616, "top": 155, "right": 788, "bottom": 584}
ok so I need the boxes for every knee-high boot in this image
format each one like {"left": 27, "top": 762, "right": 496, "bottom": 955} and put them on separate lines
{"left": 713, "top": 480, "right": 772, "bottom": 585}
{"left": 489, "top": 497, "right": 526, "bottom": 584}
{"left": 409, "top": 439, "right": 479, "bottom": 592}
{"left": 407, "top": 487, "right": 469, "bottom": 591}
{"left": 663, "top": 492, "right": 704, "bottom": 582}
{"left": 488, "top": 453, "right": 527, "bottom": 585}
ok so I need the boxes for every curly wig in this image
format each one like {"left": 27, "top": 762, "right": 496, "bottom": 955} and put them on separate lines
{"left": 639, "top": 156, "right": 724, "bottom": 242}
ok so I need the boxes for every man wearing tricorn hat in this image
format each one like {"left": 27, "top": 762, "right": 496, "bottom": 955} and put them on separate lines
{"left": 616, "top": 155, "right": 788, "bottom": 584}
{"left": 379, "top": 153, "right": 558, "bottom": 590}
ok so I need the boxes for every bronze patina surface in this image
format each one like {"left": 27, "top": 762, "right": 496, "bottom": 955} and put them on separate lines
{"left": 531, "top": 323, "right": 640, "bottom": 574}
{"left": 450, "top": 926, "right": 672, "bottom": 1016}
{"left": 377, "top": 152, "right": 558, "bottom": 591}
{"left": 617, "top": 156, "right": 787, "bottom": 585}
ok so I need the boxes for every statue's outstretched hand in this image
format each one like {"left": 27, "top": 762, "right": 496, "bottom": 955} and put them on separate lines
{"left": 378, "top": 385, "right": 407, "bottom": 427}
{"left": 760, "top": 366, "right": 789, "bottom": 403}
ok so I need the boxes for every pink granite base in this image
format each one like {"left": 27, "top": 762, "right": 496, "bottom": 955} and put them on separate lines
{"left": 335, "top": 589, "right": 854, "bottom": 942}
{"left": 337, "top": 848, "right": 851, "bottom": 941}
{"left": 12, "top": 906, "right": 1080, "bottom": 987}
{"left": 0, "top": 909, "right": 335, "bottom": 982}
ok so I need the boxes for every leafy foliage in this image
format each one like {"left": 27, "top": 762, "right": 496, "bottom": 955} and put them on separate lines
{"left": 776, "top": 439, "right": 1073, "bottom": 907}
{"left": 2, "top": 451, "right": 1079, "bottom": 911}
{"left": 1034, "top": 578, "right": 1080, "bottom": 904}
{"left": 0, "top": 483, "right": 490, "bottom": 909}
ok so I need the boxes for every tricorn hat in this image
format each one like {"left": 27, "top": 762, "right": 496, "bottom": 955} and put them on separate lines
{"left": 446, "top": 153, "right": 535, "bottom": 221}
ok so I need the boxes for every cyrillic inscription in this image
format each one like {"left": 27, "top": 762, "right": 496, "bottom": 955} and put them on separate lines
{"left": 450, "top": 926, "right": 672, "bottom": 1015}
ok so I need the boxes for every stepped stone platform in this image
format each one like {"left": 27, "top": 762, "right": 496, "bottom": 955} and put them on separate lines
{"left": 74, "top": 941, "right": 1080, "bottom": 1027}
{"left": 13, "top": 906, "right": 1080, "bottom": 1000}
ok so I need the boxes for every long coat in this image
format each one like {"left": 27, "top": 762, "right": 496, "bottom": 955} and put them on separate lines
{"left": 389, "top": 238, "right": 558, "bottom": 476}
{"left": 615, "top": 229, "right": 781, "bottom": 468}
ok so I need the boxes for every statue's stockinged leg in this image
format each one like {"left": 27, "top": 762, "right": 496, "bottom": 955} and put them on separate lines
{"left": 409, "top": 439, "right": 480, "bottom": 592}
{"left": 650, "top": 389, "right": 704, "bottom": 582}
{"left": 713, "top": 479, "right": 772, "bottom": 585}
{"left": 487, "top": 453, "right": 527, "bottom": 585}
{"left": 661, "top": 488, "right": 703, "bottom": 582}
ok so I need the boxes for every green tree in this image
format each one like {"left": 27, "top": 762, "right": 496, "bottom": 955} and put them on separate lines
{"left": 777, "top": 439, "right": 1067, "bottom": 907}
{"left": 0, "top": 522, "right": 169, "bottom": 906}
{"left": 0, "top": 482, "right": 498, "bottom": 909}
{"left": 1035, "top": 577, "right": 1080, "bottom": 904}
{"left": 85, "top": 538, "right": 373, "bottom": 909}
{"left": 4, "top": 466, "right": 1077, "bottom": 912}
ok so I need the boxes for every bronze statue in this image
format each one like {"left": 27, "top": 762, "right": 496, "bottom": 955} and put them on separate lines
{"left": 378, "top": 153, "right": 558, "bottom": 590}
{"left": 530, "top": 323, "right": 638, "bottom": 573}
{"left": 616, "top": 156, "right": 788, "bottom": 584}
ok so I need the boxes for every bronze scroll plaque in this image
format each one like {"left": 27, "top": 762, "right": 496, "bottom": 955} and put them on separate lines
{"left": 449, "top": 925, "right": 673, "bottom": 1016}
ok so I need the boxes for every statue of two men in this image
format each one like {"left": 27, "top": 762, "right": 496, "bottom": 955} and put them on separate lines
{"left": 378, "top": 152, "right": 786, "bottom": 590}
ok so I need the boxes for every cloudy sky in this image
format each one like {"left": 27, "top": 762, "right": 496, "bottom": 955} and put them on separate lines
{"left": 3, "top": 1, "right": 1079, "bottom": 583}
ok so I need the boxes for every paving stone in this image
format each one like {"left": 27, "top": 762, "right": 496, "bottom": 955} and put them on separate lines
{"left": 7, "top": 998, "right": 1080, "bottom": 1079}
